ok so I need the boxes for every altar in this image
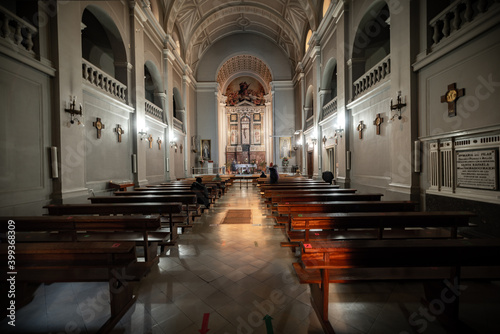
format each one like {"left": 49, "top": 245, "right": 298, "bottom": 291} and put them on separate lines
{"left": 235, "top": 163, "right": 256, "bottom": 174}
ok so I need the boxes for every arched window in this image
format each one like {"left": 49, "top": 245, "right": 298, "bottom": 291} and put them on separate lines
{"left": 304, "top": 29, "right": 312, "bottom": 53}
{"left": 322, "top": 0, "right": 332, "bottom": 18}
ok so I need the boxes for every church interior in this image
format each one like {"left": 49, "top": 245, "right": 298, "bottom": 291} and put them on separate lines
{"left": 1, "top": 0, "right": 500, "bottom": 333}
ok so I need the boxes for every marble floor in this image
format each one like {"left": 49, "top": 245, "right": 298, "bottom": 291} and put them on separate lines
{"left": 2, "top": 185, "right": 500, "bottom": 334}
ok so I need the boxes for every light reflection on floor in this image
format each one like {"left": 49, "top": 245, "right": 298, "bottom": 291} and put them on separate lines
{"left": 1, "top": 185, "right": 499, "bottom": 333}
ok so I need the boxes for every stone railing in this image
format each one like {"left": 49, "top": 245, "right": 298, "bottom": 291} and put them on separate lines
{"left": 322, "top": 97, "right": 337, "bottom": 120}
{"left": 173, "top": 117, "right": 183, "bottom": 132}
{"left": 353, "top": 55, "right": 391, "bottom": 99}
{"left": 305, "top": 116, "right": 314, "bottom": 130}
{"left": 145, "top": 100, "right": 163, "bottom": 122}
{"left": 429, "top": 0, "right": 499, "bottom": 46}
{"left": 0, "top": 5, "right": 37, "bottom": 55}
{"left": 82, "top": 59, "right": 127, "bottom": 102}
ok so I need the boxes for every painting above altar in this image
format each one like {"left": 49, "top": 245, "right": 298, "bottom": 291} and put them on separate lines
{"left": 225, "top": 76, "right": 265, "bottom": 106}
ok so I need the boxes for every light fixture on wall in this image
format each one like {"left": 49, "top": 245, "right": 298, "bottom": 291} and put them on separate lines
{"left": 138, "top": 129, "right": 148, "bottom": 140}
{"left": 65, "top": 96, "right": 84, "bottom": 126}
{"left": 322, "top": 136, "right": 327, "bottom": 145}
{"left": 170, "top": 140, "right": 177, "bottom": 149}
{"left": 334, "top": 128, "right": 344, "bottom": 138}
{"left": 310, "top": 129, "right": 318, "bottom": 145}
{"left": 390, "top": 90, "right": 407, "bottom": 120}
{"left": 293, "top": 140, "right": 301, "bottom": 151}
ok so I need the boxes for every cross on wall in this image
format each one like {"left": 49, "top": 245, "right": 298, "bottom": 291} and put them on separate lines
{"left": 441, "top": 83, "right": 465, "bottom": 117}
{"left": 373, "top": 114, "right": 383, "bottom": 135}
{"left": 114, "top": 124, "right": 124, "bottom": 142}
{"left": 357, "top": 121, "right": 366, "bottom": 139}
{"left": 92, "top": 118, "right": 105, "bottom": 139}
{"left": 147, "top": 135, "right": 153, "bottom": 148}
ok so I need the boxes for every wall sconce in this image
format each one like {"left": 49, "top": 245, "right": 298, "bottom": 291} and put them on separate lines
{"left": 293, "top": 140, "right": 301, "bottom": 151}
{"left": 311, "top": 138, "right": 317, "bottom": 145}
{"left": 170, "top": 140, "right": 178, "bottom": 153}
{"left": 334, "top": 128, "right": 344, "bottom": 138}
{"left": 390, "top": 91, "right": 407, "bottom": 120}
{"left": 65, "top": 96, "right": 84, "bottom": 126}
{"left": 322, "top": 136, "right": 327, "bottom": 145}
{"left": 138, "top": 129, "right": 148, "bottom": 140}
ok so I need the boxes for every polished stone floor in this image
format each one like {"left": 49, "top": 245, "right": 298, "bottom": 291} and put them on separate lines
{"left": 2, "top": 185, "right": 500, "bottom": 333}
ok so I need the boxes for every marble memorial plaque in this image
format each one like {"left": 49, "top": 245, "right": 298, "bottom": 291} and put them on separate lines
{"left": 456, "top": 149, "right": 498, "bottom": 190}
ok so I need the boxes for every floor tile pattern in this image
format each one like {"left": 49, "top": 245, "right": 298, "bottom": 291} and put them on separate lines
{"left": 1, "top": 185, "right": 499, "bottom": 333}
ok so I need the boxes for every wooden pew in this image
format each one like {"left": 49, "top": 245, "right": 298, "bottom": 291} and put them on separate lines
{"left": 288, "top": 211, "right": 475, "bottom": 243}
{"left": 260, "top": 183, "right": 338, "bottom": 190}
{"left": 296, "top": 238, "right": 500, "bottom": 334}
{"left": 276, "top": 200, "right": 417, "bottom": 232}
{"left": 0, "top": 241, "right": 143, "bottom": 333}
{"left": 112, "top": 190, "right": 203, "bottom": 216}
{"left": 44, "top": 203, "right": 183, "bottom": 249}
{"left": 269, "top": 193, "right": 383, "bottom": 212}
{"left": 263, "top": 188, "right": 356, "bottom": 202}
{"left": 90, "top": 195, "right": 199, "bottom": 222}
{"left": 0, "top": 215, "right": 165, "bottom": 265}
{"left": 142, "top": 185, "right": 218, "bottom": 203}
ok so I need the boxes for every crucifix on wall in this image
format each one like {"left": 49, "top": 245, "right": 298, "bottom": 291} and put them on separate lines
{"left": 92, "top": 117, "right": 105, "bottom": 139}
{"left": 114, "top": 124, "right": 124, "bottom": 142}
{"left": 357, "top": 121, "right": 366, "bottom": 139}
{"left": 373, "top": 114, "right": 383, "bottom": 135}
{"left": 440, "top": 83, "right": 465, "bottom": 117}
{"left": 147, "top": 135, "right": 153, "bottom": 148}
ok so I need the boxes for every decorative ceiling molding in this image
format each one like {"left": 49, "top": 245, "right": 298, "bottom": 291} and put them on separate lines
{"left": 162, "top": 0, "right": 319, "bottom": 70}
{"left": 217, "top": 55, "right": 273, "bottom": 92}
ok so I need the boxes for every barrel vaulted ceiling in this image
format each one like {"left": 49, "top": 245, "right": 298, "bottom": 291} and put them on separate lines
{"left": 159, "top": 0, "right": 322, "bottom": 74}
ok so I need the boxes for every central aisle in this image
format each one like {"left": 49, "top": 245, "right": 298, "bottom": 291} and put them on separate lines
{"left": 131, "top": 184, "right": 323, "bottom": 333}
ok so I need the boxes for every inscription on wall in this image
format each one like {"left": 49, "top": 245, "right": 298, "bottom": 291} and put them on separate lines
{"left": 456, "top": 149, "right": 498, "bottom": 190}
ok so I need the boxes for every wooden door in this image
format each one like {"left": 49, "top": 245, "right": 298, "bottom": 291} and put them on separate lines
{"left": 307, "top": 151, "right": 313, "bottom": 178}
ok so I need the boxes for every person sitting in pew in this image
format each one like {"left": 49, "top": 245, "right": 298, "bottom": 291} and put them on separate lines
{"left": 191, "top": 177, "right": 210, "bottom": 209}
{"left": 269, "top": 162, "right": 279, "bottom": 184}
{"left": 322, "top": 171, "right": 334, "bottom": 185}
{"left": 212, "top": 173, "right": 226, "bottom": 191}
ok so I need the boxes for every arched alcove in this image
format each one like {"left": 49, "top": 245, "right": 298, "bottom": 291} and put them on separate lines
{"left": 144, "top": 61, "right": 162, "bottom": 107}
{"left": 321, "top": 57, "right": 338, "bottom": 104}
{"left": 350, "top": 1, "right": 390, "bottom": 93}
{"left": 81, "top": 5, "right": 128, "bottom": 86}
{"left": 305, "top": 85, "right": 315, "bottom": 129}
{"left": 172, "top": 87, "right": 183, "bottom": 123}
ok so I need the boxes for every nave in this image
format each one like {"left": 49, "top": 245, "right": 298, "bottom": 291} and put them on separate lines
{"left": 2, "top": 185, "right": 500, "bottom": 334}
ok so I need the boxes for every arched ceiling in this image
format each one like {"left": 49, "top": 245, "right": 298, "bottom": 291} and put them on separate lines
{"left": 217, "top": 55, "right": 272, "bottom": 92}
{"left": 159, "top": 0, "right": 321, "bottom": 72}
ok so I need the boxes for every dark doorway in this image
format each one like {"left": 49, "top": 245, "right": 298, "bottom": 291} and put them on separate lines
{"left": 307, "top": 151, "right": 313, "bottom": 178}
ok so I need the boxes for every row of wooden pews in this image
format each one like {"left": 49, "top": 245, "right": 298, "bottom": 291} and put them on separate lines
{"left": 1, "top": 177, "right": 230, "bottom": 333}
{"left": 259, "top": 177, "right": 500, "bottom": 334}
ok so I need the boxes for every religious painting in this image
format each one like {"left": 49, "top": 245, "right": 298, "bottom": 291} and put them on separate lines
{"left": 225, "top": 76, "right": 266, "bottom": 106}
{"left": 230, "top": 114, "right": 238, "bottom": 122}
{"left": 230, "top": 124, "right": 238, "bottom": 145}
{"left": 241, "top": 117, "right": 250, "bottom": 145}
{"left": 201, "top": 139, "right": 211, "bottom": 160}
{"left": 279, "top": 137, "right": 291, "bottom": 160}
{"left": 253, "top": 113, "right": 261, "bottom": 121}
{"left": 253, "top": 124, "right": 261, "bottom": 145}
